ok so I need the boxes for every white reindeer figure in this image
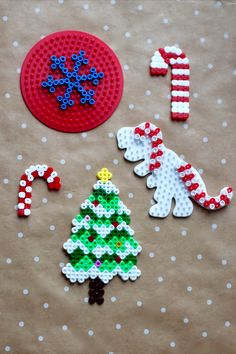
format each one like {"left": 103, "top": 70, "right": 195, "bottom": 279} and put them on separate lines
{"left": 117, "top": 122, "right": 233, "bottom": 218}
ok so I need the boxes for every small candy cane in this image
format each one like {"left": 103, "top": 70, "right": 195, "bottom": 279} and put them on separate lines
{"left": 150, "top": 46, "right": 190, "bottom": 121}
{"left": 17, "top": 164, "right": 61, "bottom": 217}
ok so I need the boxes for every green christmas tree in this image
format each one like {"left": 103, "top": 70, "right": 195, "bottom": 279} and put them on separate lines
{"left": 62, "top": 168, "right": 142, "bottom": 305}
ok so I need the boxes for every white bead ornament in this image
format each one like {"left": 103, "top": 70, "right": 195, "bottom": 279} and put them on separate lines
{"left": 117, "top": 122, "right": 233, "bottom": 218}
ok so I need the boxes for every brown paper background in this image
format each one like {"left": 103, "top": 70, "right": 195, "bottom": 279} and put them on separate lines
{"left": 0, "top": 0, "right": 236, "bottom": 353}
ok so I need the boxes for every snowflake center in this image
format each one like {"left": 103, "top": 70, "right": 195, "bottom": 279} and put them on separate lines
{"left": 41, "top": 50, "right": 104, "bottom": 110}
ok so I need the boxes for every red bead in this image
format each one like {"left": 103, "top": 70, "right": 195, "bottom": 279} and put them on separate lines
{"left": 43, "top": 167, "right": 54, "bottom": 179}
{"left": 178, "top": 166, "right": 185, "bottom": 172}
{"left": 150, "top": 153, "right": 157, "bottom": 159}
{"left": 112, "top": 221, "right": 119, "bottom": 228}
{"left": 88, "top": 236, "right": 94, "bottom": 242}
{"left": 150, "top": 164, "right": 155, "bottom": 170}
{"left": 116, "top": 256, "right": 121, "bottom": 263}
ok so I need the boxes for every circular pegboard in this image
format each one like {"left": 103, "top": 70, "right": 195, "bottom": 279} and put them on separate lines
{"left": 20, "top": 31, "right": 124, "bottom": 133}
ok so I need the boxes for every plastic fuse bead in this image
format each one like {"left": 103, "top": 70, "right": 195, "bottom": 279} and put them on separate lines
{"left": 150, "top": 45, "right": 190, "bottom": 121}
{"left": 117, "top": 122, "right": 233, "bottom": 218}
{"left": 62, "top": 168, "right": 142, "bottom": 304}
{"left": 17, "top": 164, "right": 61, "bottom": 216}
{"left": 41, "top": 50, "right": 104, "bottom": 110}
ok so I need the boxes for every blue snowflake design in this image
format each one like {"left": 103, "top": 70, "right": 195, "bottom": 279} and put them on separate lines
{"left": 41, "top": 50, "right": 104, "bottom": 110}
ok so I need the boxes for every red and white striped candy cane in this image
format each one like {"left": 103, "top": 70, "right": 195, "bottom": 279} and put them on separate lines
{"left": 150, "top": 46, "right": 190, "bottom": 121}
{"left": 17, "top": 164, "right": 61, "bottom": 217}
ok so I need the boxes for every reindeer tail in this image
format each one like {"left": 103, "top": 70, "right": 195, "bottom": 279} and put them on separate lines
{"left": 177, "top": 163, "right": 233, "bottom": 210}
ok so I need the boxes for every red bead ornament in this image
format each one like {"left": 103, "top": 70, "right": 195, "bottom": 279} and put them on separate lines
{"left": 20, "top": 31, "right": 124, "bottom": 133}
{"left": 17, "top": 164, "right": 61, "bottom": 217}
{"left": 150, "top": 45, "right": 190, "bottom": 121}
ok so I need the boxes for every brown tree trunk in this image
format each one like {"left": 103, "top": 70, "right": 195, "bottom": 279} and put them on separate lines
{"left": 88, "top": 278, "right": 105, "bottom": 305}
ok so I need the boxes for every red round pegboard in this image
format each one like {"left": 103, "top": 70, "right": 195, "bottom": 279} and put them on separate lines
{"left": 20, "top": 31, "right": 124, "bottom": 133}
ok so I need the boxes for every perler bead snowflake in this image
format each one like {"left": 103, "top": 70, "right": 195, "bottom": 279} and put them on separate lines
{"left": 41, "top": 50, "right": 104, "bottom": 110}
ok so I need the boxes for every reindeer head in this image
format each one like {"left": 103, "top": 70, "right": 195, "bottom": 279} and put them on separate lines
{"left": 117, "top": 122, "right": 164, "bottom": 176}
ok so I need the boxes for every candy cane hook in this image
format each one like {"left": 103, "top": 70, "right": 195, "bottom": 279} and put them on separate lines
{"left": 17, "top": 164, "right": 61, "bottom": 217}
{"left": 150, "top": 45, "right": 190, "bottom": 121}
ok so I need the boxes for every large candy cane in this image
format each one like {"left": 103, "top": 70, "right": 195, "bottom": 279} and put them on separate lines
{"left": 150, "top": 46, "right": 190, "bottom": 121}
{"left": 17, "top": 164, "right": 61, "bottom": 217}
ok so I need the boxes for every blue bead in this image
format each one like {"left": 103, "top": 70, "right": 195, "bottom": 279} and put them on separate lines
{"left": 83, "top": 58, "right": 89, "bottom": 64}
{"left": 82, "top": 90, "right": 87, "bottom": 96}
{"left": 81, "top": 75, "right": 87, "bottom": 81}
{"left": 98, "top": 72, "right": 104, "bottom": 78}
{"left": 47, "top": 81, "right": 53, "bottom": 87}
{"left": 74, "top": 82, "right": 80, "bottom": 88}
{"left": 53, "top": 80, "right": 59, "bottom": 85}
{"left": 78, "top": 55, "right": 84, "bottom": 62}
{"left": 60, "top": 56, "right": 66, "bottom": 62}
{"left": 71, "top": 54, "right": 77, "bottom": 61}
{"left": 72, "top": 72, "right": 77, "bottom": 78}
{"left": 59, "top": 63, "right": 64, "bottom": 69}
{"left": 57, "top": 96, "right": 63, "bottom": 102}
{"left": 75, "top": 61, "right": 81, "bottom": 67}
{"left": 51, "top": 55, "right": 57, "bottom": 61}
{"left": 79, "top": 50, "right": 85, "bottom": 56}
{"left": 49, "top": 87, "right": 55, "bottom": 93}
{"left": 85, "top": 94, "right": 91, "bottom": 100}
{"left": 67, "top": 88, "right": 72, "bottom": 93}
{"left": 89, "top": 98, "right": 95, "bottom": 105}
{"left": 63, "top": 98, "right": 69, "bottom": 104}
{"left": 73, "top": 66, "right": 79, "bottom": 72}
{"left": 87, "top": 74, "right": 93, "bottom": 80}
{"left": 93, "top": 73, "right": 99, "bottom": 79}
{"left": 51, "top": 63, "right": 57, "bottom": 69}
{"left": 64, "top": 78, "right": 70, "bottom": 84}
{"left": 89, "top": 90, "right": 95, "bottom": 96}
{"left": 41, "top": 82, "right": 47, "bottom": 88}
{"left": 65, "top": 93, "right": 70, "bottom": 99}
{"left": 93, "top": 79, "right": 99, "bottom": 85}
{"left": 48, "top": 75, "right": 53, "bottom": 80}
{"left": 55, "top": 59, "right": 60, "bottom": 65}
{"left": 68, "top": 100, "right": 74, "bottom": 106}
{"left": 67, "top": 72, "right": 72, "bottom": 78}
{"left": 59, "top": 79, "right": 65, "bottom": 84}
{"left": 90, "top": 67, "right": 96, "bottom": 73}
{"left": 61, "top": 104, "right": 67, "bottom": 110}
{"left": 80, "top": 98, "right": 86, "bottom": 104}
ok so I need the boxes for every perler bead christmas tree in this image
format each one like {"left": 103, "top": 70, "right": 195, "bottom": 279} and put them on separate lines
{"left": 62, "top": 168, "right": 142, "bottom": 305}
